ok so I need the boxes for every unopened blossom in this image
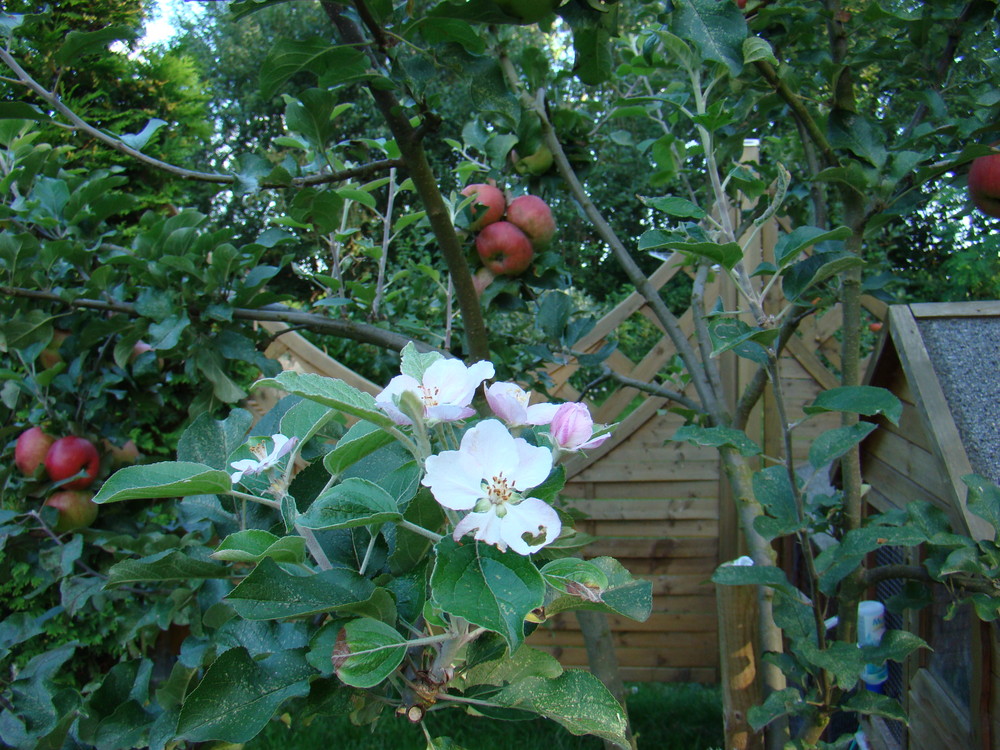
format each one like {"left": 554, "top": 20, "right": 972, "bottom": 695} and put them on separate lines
{"left": 422, "top": 419, "right": 560, "bottom": 555}
{"left": 376, "top": 358, "right": 495, "bottom": 425}
{"left": 230, "top": 434, "right": 297, "bottom": 484}
{"left": 485, "top": 382, "right": 560, "bottom": 428}
{"left": 549, "top": 402, "right": 610, "bottom": 452}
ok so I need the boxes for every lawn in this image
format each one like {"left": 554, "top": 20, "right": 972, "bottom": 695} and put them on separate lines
{"left": 248, "top": 682, "right": 723, "bottom": 750}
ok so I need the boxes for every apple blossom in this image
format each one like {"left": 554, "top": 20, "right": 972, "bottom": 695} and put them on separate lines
{"left": 376, "top": 358, "right": 495, "bottom": 425}
{"left": 422, "top": 419, "right": 560, "bottom": 555}
{"left": 485, "top": 382, "right": 560, "bottom": 427}
{"left": 230, "top": 434, "right": 297, "bottom": 484}
{"left": 549, "top": 402, "right": 610, "bottom": 452}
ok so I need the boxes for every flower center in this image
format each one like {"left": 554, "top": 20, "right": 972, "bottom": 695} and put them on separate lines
{"left": 475, "top": 473, "right": 524, "bottom": 516}
{"left": 419, "top": 384, "right": 441, "bottom": 407}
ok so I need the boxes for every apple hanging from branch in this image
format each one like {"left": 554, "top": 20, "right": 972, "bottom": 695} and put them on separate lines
{"left": 968, "top": 152, "right": 1000, "bottom": 218}
{"left": 15, "top": 426, "right": 56, "bottom": 476}
{"left": 506, "top": 194, "right": 556, "bottom": 249}
{"left": 476, "top": 221, "right": 535, "bottom": 275}
{"left": 461, "top": 183, "right": 506, "bottom": 231}
{"left": 43, "top": 490, "right": 99, "bottom": 533}
{"left": 44, "top": 436, "right": 101, "bottom": 489}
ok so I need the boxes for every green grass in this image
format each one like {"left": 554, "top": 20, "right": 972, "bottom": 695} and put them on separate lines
{"left": 247, "top": 682, "right": 723, "bottom": 750}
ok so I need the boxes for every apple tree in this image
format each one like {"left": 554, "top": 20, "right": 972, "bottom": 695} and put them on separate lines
{"left": 3, "top": 1, "right": 1000, "bottom": 749}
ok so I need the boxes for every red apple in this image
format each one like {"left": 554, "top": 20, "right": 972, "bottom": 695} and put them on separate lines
{"left": 868, "top": 322, "right": 883, "bottom": 332}
{"left": 43, "top": 490, "right": 98, "bottom": 533}
{"left": 506, "top": 195, "right": 556, "bottom": 249}
{"left": 15, "top": 426, "right": 56, "bottom": 476}
{"left": 476, "top": 221, "right": 535, "bottom": 276}
{"left": 969, "top": 153, "right": 1000, "bottom": 218}
{"left": 45, "top": 436, "right": 100, "bottom": 489}
{"left": 461, "top": 184, "right": 506, "bottom": 231}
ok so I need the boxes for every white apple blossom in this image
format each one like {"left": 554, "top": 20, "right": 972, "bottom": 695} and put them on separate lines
{"left": 549, "top": 402, "right": 610, "bottom": 452}
{"left": 230, "top": 434, "right": 297, "bottom": 484}
{"left": 422, "top": 419, "right": 561, "bottom": 555}
{"left": 485, "top": 382, "right": 560, "bottom": 427}
{"left": 376, "top": 358, "right": 495, "bottom": 425}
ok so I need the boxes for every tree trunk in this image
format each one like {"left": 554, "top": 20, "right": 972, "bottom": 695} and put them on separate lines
{"left": 576, "top": 610, "right": 636, "bottom": 750}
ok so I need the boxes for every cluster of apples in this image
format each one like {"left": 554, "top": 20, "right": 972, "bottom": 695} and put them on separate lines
{"left": 14, "top": 427, "right": 101, "bottom": 532}
{"left": 461, "top": 184, "right": 555, "bottom": 279}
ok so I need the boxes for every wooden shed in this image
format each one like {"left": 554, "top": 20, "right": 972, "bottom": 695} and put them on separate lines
{"left": 859, "top": 301, "right": 1000, "bottom": 750}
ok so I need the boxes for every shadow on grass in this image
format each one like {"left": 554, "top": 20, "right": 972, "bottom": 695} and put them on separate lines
{"left": 247, "top": 682, "right": 723, "bottom": 750}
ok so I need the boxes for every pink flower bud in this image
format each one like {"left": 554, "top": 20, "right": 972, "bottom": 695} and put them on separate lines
{"left": 550, "top": 402, "right": 610, "bottom": 452}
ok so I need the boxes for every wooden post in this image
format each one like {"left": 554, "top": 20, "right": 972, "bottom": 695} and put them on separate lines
{"left": 716, "top": 578, "right": 764, "bottom": 750}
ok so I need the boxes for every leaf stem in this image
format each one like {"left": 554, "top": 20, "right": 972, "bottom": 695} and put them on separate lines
{"left": 398, "top": 519, "right": 443, "bottom": 543}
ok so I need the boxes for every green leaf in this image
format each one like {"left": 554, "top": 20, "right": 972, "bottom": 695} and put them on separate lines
{"left": 781, "top": 252, "right": 865, "bottom": 301}
{"left": 54, "top": 25, "right": 137, "bottom": 65}
{"left": 670, "top": 240, "right": 743, "bottom": 270}
{"left": 808, "top": 422, "right": 878, "bottom": 468}
{"left": 537, "top": 291, "right": 573, "bottom": 342}
{"left": 752, "top": 465, "right": 800, "bottom": 541}
{"left": 297, "top": 478, "right": 403, "bottom": 530}
{"left": 963, "top": 474, "right": 1000, "bottom": 536}
{"left": 324, "top": 420, "right": 395, "bottom": 476}
{"left": 259, "top": 39, "right": 367, "bottom": 99}
{"left": 120, "top": 118, "right": 168, "bottom": 151}
{"left": 0, "top": 101, "right": 51, "bottom": 121}
{"left": 106, "top": 549, "right": 229, "bottom": 586}
{"left": 639, "top": 195, "right": 706, "bottom": 219}
{"left": 333, "top": 618, "right": 406, "bottom": 689}
{"left": 708, "top": 319, "right": 777, "bottom": 363}
{"left": 430, "top": 538, "right": 545, "bottom": 650}
{"left": 93, "top": 462, "right": 232, "bottom": 504}
{"left": 747, "top": 687, "right": 807, "bottom": 730}
{"left": 673, "top": 424, "right": 761, "bottom": 457}
{"left": 462, "top": 644, "right": 563, "bottom": 688}
{"left": 399, "top": 341, "right": 444, "bottom": 381}
{"left": 492, "top": 670, "right": 630, "bottom": 749}
{"left": 542, "top": 557, "right": 652, "bottom": 622}
{"left": 176, "top": 648, "right": 312, "bottom": 743}
{"left": 211, "top": 530, "right": 307, "bottom": 565}
{"left": 773, "top": 226, "right": 851, "bottom": 268}
{"left": 284, "top": 88, "right": 336, "bottom": 151}
{"left": 843, "top": 690, "right": 907, "bottom": 722}
{"left": 177, "top": 409, "right": 254, "bottom": 470}
{"left": 225, "top": 558, "right": 376, "bottom": 620}
{"left": 828, "top": 110, "right": 887, "bottom": 168}
{"left": 672, "top": 0, "right": 748, "bottom": 76}
{"left": 252, "top": 372, "right": 396, "bottom": 428}
{"left": 742, "top": 36, "right": 777, "bottom": 65}
{"left": 803, "top": 386, "right": 902, "bottom": 426}
{"left": 712, "top": 562, "right": 796, "bottom": 595}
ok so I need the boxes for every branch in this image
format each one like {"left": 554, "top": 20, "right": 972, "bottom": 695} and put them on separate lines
{"left": 753, "top": 59, "right": 838, "bottom": 168}
{"left": 0, "top": 47, "right": 402, "bottom": 189}
{"left": 601, "top": 366, "right": 702, "bottom": 413}
{"left": 499, "top": 55, "right": 723, "bottom": 421}
{"left": 1, "top": 285, "right": 444, "bottom": 354}
{"left": 322, "top": 1, "right": 490, "bottom": 362}
{"left": 732, "top": 306, "right": 811, "bottom": 430}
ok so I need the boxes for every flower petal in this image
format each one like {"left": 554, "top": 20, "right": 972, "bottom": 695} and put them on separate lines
{"left": 458, "top": 419, "right": 520, "bottom": 479}
{"left": 454, "top": 508, "right": 507, "bottom": 552}
{"left": 422, "top": 449, "right": 483, "bottom": 511}
{"left": 524, "top": 402, "right": 560, "bottom": 426}
{"left": 512, "top": 439, "right": 554, "bottom": 490}
{"left": 486, "top": 382, "right": 530, "bottom": 425}
{"left": 499, "top": 498, "right": 561, "bottom": 555}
